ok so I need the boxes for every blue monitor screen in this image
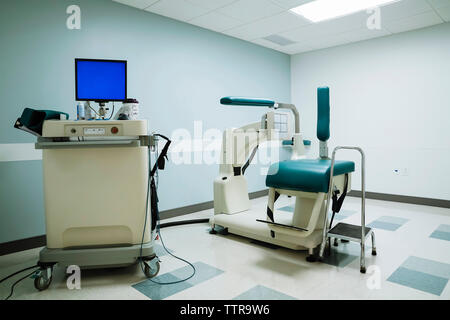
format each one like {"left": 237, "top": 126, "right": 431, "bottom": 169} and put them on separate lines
{"left": 75, "top": 59, "right": 127, "bottom": 101}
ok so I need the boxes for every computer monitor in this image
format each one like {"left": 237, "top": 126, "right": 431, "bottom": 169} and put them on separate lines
{"left": 75, "top": 59, "right": 127, "bottom": 102}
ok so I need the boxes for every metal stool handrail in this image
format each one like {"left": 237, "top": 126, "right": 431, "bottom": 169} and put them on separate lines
{"left": 319, "top": 146, "right": 366, "bottom": 270}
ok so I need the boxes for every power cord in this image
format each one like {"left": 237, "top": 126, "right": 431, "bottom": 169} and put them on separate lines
{"left": 138, "top": 134, "right": 196, "bottom": 285}
{"left": 1, "top": 265, "right": 39, "bottom": 300}
{"left": 107, "top": 102, "right": 115, "bottom": 120}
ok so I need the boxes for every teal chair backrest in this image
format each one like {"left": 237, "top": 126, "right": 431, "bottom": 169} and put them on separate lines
{"left": 317, "top": 87, "right": 330, "bottom": 142}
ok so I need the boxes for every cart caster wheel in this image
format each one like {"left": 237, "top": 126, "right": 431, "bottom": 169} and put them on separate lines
{"left": 333, "top": 239, "right": 339, "bottom": 247}
{"left": 306, "top": 255, "right": 317, "bottom": 262}
{"left": 144, "top": 260, "right": 160, "bottom": 278}
{"left": 372, "top": 249, "right": 377, "bottom": 256}
{"left": 360, "top": 267, "right": 366, "bottom": 274}
{"left": 34, "top": 275, "right": 52, "bottom": 291}
{"left": 209, "top": 228, "right": 217, "bottom": 234}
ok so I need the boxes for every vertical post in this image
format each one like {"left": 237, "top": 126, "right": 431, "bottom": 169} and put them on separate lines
{"left": 318, "top": 149, "right": 336, "bottom": 259}
{"left": 360, "top": 148, "right": 366, "bottom": 273}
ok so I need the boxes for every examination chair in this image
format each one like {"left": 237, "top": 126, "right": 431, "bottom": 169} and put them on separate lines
{"left": 264, "top": 87, "right": 376, "bottom": 273}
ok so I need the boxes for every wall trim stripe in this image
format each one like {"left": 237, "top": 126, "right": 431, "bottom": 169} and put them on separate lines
{"left": 0, "top": 235, "right": 46, "bottom": 256}
{"left": 348, "top": 190, "right": 450, "bottom": 209}
{"left": 3, "top": 189, "right": 449, "bottom": 256}
{"left": 0, "top": 143, "right": 42, "bottom": 162}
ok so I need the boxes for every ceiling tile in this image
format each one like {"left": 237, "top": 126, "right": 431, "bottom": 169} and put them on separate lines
{"left": 380, "top": 0, "right": 433, "bottom": 22}
{"left": 185, "top": 0, "right": 239, "bottom": 10}
{"left": 384, "top": 10, "right": 443, "bottom": 33}
{"left": 427, "top": 0, "right": 450, "bottom": 9}
{"left": 189, "top": 12, "right": 244, "bottom": 31}
{"left": 224, "top": 11, "right": 310, "bottom": 40}
{"left": 303, "top": 33, "right": 352, "bottom": 51}
{"left": 280, "top": 11, "right": 368, "bottom": 42}
{"left": 340, "top": 27, "right": 392, "bottom": 43}
{"left": 250, "top": 38, "right": 287, "bottom": 51}
{"left": 112, "top": 0, "right": 159, "bottom": 9}
{"left": 282, "top": 42, "right": 315, "bottom": 54}
{"left": 145, "top": 0, "right": 211, "bottom": 21}
{"left": 217, "top": 0, "right": 285, "bottom": 23}
{"left": 270, "top": 0, "right": 313, "bottom": 9}
{"left": 436, "top": 5, "right": 450, "bottom": 21}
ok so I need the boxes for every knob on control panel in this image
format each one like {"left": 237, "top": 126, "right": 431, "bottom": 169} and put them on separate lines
{"left": 70, "top": 128, "right": 77, "bottom": 134}
{"left": 111, "top": 127, "right": 119, "bottom": 134}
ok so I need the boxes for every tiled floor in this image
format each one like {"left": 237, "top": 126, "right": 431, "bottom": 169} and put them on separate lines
{"left": 1, "top": 196, "right": 449, "bottom": 300}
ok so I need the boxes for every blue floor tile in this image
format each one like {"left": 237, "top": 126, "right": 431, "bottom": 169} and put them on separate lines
{"left": 368, "top": 216, "right": 409, "bottom": 231}
{"left": 233, "top": 285, "right": 297, "bottom": 300}
{"left": 367, "top": 220, "right": 402, "bottom": 231}
{"left": 278, "top": 205, "right": 294, "bottom": 212}
{"left": 132, "top": 273, "right": 191, "bottom": 300}
{"left": 377, "top": 216, "right": 409, "bottom": 225}
{"left": 331, "top": 209, "right": 357, "bottom": 221}
{"left": 430, "top": 225, "right": 450, "bottom": 241}
{"left": 430, "top": 231, "right": 450, "bottom": 241}
{"left": 171, "top": 261, "right": 224, "bottom": 286}
{"left": 132, "top": 262, "right": 224, "bottom": 300}
{"left": 321, "top": 242, "right": 362, "bottom": 268}
{"left": 388, "top": 267, "right": 448, "bottom": 296}
{"left": 401, "top": 256, "right": 450, "bottom": 280}
{"left": 436, "top": 224, "right": 450, "bottom": 233}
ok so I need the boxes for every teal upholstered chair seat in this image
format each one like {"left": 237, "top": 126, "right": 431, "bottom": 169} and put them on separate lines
{"left": 266, "top": 159, "right": 355, "bottom": 193}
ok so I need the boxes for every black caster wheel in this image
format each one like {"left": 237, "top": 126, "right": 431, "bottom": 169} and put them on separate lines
{"left": 34, "top": 275, "right": 52, "bottom": 291}
{"left": 144, "top": 259, "right": 160, "bottom": 278}
{"left": 209, "top": 228, "right": 217, "bottom": 234}
{"left": 306, "top": 255, "right": 317, "bottom": 262}
{"left": 333, "top": 239, "right": 339, "bottom": 247}
{"left": 372, "top": 250, "right": 377, "bottom": 256}
{"left": 360, "top": 267, "right": 366, "bottom": 274}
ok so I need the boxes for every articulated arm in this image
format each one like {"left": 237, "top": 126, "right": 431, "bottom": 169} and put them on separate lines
{"left": 221, "top": 97, "right": 300, "bottom": 134}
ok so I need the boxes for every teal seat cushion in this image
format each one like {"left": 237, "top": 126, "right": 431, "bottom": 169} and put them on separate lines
{"left": 266, "top": 159, "right": 355, "bottom": 193}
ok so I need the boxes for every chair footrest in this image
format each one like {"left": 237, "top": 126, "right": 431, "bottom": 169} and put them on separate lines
{"left": 328, "top": 223, "right": 371, "bottom": 242}
{"left": 256, "top": 219, "right": 308, "bottom": 232}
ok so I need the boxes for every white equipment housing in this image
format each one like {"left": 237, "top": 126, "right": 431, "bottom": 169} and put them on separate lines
{"left": 36, "top": 120, "right": 155, "bottom": 268}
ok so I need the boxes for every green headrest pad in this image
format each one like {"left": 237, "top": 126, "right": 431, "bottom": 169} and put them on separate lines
{"left": 317, "top": 87, "right": 330, "bottom": 142}
{"left": 220, "top": 97, "right": 275, "bottom": 107}
{"left": 15, "top": 108, "right": 69, "bottom": 136}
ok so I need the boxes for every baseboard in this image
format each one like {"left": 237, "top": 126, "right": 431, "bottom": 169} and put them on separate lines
{"left": 0, "top": 235, "right": 46, "bottom": 256}
{"left": 348, "top": 190, "right": 450, "bottom": 208}
{"left": 160, "top": 189, "right": 269, "bottom": 220}
{"left": 0, "top": 189, "right": 270, "bottom": 256}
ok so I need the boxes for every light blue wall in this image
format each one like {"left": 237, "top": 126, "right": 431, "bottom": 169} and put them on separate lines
{"left": 0, "top": 0, "right": 290, "bottom": 243}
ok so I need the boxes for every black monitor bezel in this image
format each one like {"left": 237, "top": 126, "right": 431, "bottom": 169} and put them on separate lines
{"left": 75, "top": 58, "right": 127, "bottom": 103}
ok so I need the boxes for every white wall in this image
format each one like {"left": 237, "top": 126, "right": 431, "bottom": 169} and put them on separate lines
{"left": 291, "top": 22, "right": 450, "bottom": 200}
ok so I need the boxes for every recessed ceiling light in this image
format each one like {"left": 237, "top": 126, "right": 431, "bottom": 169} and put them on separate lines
{"left": 290, "top": 0, "right": 401, "bottom": 23}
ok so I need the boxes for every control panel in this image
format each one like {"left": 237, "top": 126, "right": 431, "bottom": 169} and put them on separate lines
{"left": 65, "top": 124, "right": 123, "bottom": 137}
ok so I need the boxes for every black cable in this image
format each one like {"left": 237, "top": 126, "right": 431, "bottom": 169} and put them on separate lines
{"left": 138, "top": 135, "right": 197, "bottom": 285}
{"left": 159, "top": 219, "right": 209, "bottom": 229}
{"left": 0, "top": 264, "right": 38, "bottom": 284}
{"left": 107, "top": 102, "right": 115, "bottom": 120}
{"left": 4, "top": 269, "right": 38, "bottom": 300}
